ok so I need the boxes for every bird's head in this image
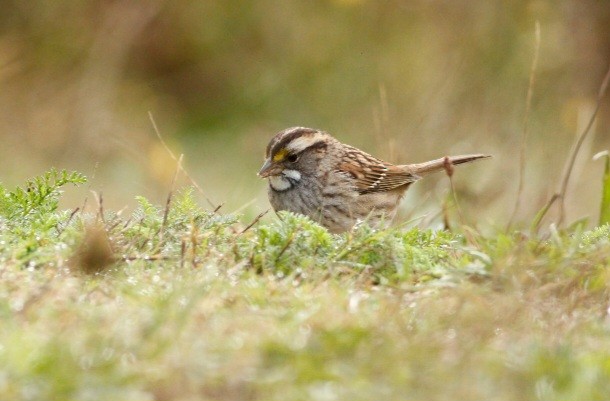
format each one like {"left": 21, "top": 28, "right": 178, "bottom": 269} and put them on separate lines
{"left": 258, "top": 127, "right": 331, "bottom": 191}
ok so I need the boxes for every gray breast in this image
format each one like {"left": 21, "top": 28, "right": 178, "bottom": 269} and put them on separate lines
{"left": 268, "top": 175, "right": 323, "bottom": 219}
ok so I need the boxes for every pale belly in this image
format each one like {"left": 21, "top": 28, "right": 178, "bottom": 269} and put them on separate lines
{"left": 268, "top": 182, "right": 403, "bottom": 234}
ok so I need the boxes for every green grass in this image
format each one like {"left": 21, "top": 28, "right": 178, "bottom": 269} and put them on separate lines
{"left": 1, "top": 170, "right": 610, "bottom": 401}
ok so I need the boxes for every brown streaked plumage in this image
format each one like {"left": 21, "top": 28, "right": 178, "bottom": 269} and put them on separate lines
{"left": 258, "top": 127, "right": 490, "bottom": 233}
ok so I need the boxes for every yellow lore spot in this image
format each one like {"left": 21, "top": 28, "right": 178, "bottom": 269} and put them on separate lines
{"left": 273, "top": 148, "right": 288, "bottom": 162}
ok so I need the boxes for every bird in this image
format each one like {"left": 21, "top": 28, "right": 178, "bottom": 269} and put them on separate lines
{"left": 258, "top": 127, "right": 490, "bottom": 233}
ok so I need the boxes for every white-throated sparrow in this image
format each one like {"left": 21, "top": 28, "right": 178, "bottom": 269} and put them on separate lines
{"left": 259, "top": 127, "right": 490, "bottom": 233}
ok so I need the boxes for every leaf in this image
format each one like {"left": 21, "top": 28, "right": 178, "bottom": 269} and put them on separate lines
{"left": 0, "top": 169, "right": 87, "bottom": 219}
{"left": 594, "top": 151, "right": 610, "bottom": 226}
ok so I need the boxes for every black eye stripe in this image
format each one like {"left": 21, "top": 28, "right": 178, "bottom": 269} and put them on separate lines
{"left": 269, "top": 128, "right": 320, "bottom": 158}
{"left": 307, "top": 141, "right": 328, "bottom": 151}
{"left": 276, "top": 140, "right": 327, "bottom": 162}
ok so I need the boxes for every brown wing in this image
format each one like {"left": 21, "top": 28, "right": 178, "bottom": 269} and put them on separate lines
{"left": 338, "top": 146, "right": 420, "bottom": 194}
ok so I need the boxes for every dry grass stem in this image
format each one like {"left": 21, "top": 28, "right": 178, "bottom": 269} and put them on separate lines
{"left": 91, "top": 190, "right": 105, "bottom": 223}
{"left": 240, "top": 210, "right": 270, "bottom": 235}
{"left": 508, "top": 21, "right": 541, "bottom": 229}
{"left": 557, "top": 64, "right": 610, "bottom": 226}
{"left": 443, "top": 156, "right": 466, "bottom": 227}
{"left": 80, "top": 162, "right": 99, "bottom": 215}
{"left": 148, "top": 111, "right": 217, "bottom": 210}
{"left": 190, "top": 219, "right": 200, "bottom": 268}
{"left": 160, "top": 154, "right": 183, "bottom": 242}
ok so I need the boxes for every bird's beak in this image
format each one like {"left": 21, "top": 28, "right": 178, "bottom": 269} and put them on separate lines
{"left": 258, "top": 159, "right": 282, "bottom": 178}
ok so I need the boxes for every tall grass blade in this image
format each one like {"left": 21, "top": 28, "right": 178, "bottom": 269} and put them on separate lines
{"left": 594, "top": 151, "right": 610, "bottom": 225}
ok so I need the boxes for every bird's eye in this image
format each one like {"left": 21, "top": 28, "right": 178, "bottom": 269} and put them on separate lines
{"left": 286, "top": 153, "right": 299, "bottom": 163}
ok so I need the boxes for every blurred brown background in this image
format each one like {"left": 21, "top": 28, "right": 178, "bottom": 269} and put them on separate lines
{"left": 0, "top": 0, "right": 609, "bottom": 227}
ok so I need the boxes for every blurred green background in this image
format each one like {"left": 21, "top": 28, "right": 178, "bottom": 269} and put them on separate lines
{"left": 0, "top": 0, "right": 609, "bottom": 227}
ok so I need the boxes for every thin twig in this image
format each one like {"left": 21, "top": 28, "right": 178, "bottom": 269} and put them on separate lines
{"left": 443, "top": 156, "right": 466, "bottom": 226}
{"left": 91, "top": 191, "right": 105, "bottom": 224}
{"left": 442, "top": 157, "right": 481, "bottom": 244}
{"left": 212, "top": 203, "right": 224, "bottom": 214}
{"left": 55, "top": 207, "right": 80, "bottom": 236}
{"left": 106, "top": 217, "right": 123, "bottom": 234}
{"left": 557, "top": 64, "right": 610, "bottom": 226}
{"left": 148, "top": 111, "right": 217, "bottom": 210}
{"left": 120, "top": 254, "right": 171, "bottom": 262}
{"left": 239, "top": 210, "right": 269, "bottom": 234}
{"left": 275, "top": 231, "right": 295, "bottom": 262}
{"left": 508, "top": 21, "right": 541, "bottom": 230}
{"left": 232, "top": 198, "right": 257, "bottom": 215}
{"left": 121, "top": 217, "right": 133, "bottom": 230}
{"left": 180, "top": 237, "right": 187, "bottom": 269}
{"left": 190, "top": 219, "right": 200, "bottom": 268}
{"left": 160, "top": 154, "right": 183, "bottom": 242}
{"left": 80, "top": 161, "right": 99, "bottom": 215}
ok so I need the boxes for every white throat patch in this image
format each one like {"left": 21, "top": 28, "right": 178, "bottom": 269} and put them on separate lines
{"left": 282, "top": 169, "right": 301, "bottom": 181}
{"left": 269, "top": 176, "right": 291, "bottom": 191}
{"left": 268, "top": 169, "right": 301, "bottom": 192}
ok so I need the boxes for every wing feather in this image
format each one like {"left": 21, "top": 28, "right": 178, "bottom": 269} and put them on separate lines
{"left": 338, "top": 146, "right": 419, "bottom": 194}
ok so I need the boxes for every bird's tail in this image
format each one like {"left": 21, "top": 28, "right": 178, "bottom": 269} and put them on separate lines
{"left": 404, "top": 154, "right": 491, "bottom": 176}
